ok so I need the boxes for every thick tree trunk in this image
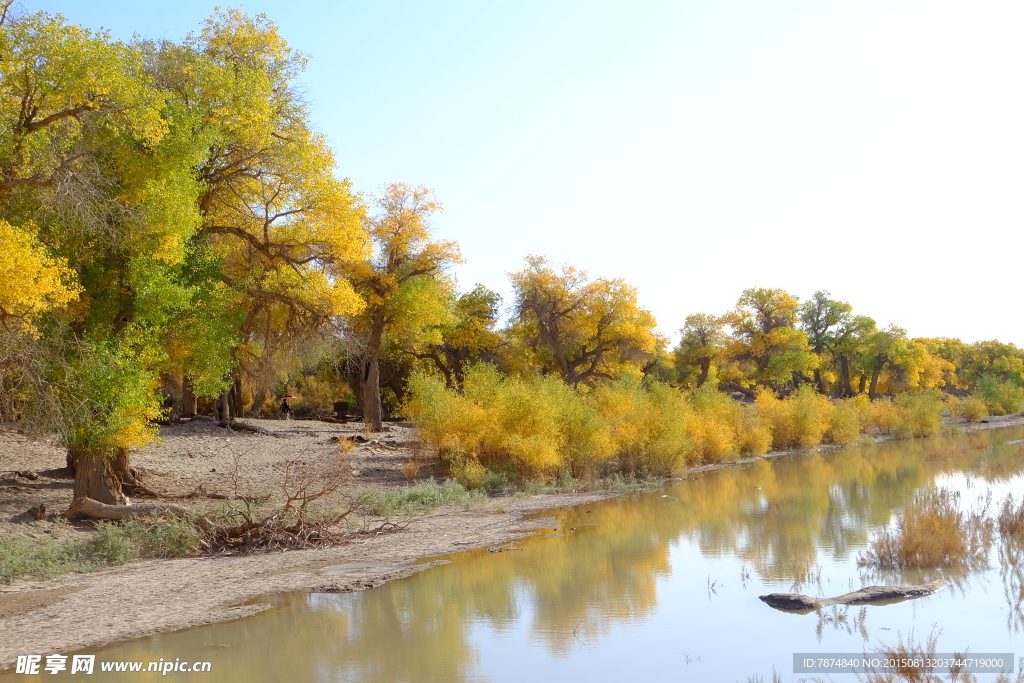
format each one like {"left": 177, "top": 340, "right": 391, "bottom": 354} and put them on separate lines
{"left": 813, "top": 368, "right": 825, "bottom": 394}
{"left": 220, "top": 387, "right": 231, "bottom": 422}
{"left": 64, "top": 497, "right": 188, "bottom": 520}
{"left": 726, "top": 381, "right": 757, "bottom": 399}
{"left": 182, "top": 375, "right": 196, "bottom": 418}
{"left": 858, "top": 373, "right": 867, "bottom": 395}
{"left": 696, "top": 359, "right": 710, "bottom": 388}
{"left": 869, "top": 370, "right": 881, "bottom": 400}
{"left": 251, "top": 387, "right": 268, "bottom": 418}
{"left": 70, "top": 447, "right": 128, "bottom": 506}
{"left": 358, "top": 313, "right": 386, "bottom": 432}
{"left": 360, "top": 352, "right": 383, "bottom": 432}
{"left": 839, "top": 356, "right": 854, "bottom": 397}
{"left": 232, "top": 371, "right": 243, "bottom": 418}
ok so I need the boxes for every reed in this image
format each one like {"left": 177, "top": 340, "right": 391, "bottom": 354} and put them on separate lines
{"left": 858, "top": 488, "right": 992, "bottom": 570}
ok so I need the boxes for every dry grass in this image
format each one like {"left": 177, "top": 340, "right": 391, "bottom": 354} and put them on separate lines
{"left": 858, "top": 489, "right": 992, "bottom": 570}
{"left": 857, "top": 630, "right": 974, "bottom": 683}
{"left": 998, "top": 495, "right": 1024, "bottom": 540}
{"left": 400, "top": 459, "right": 420, "bottom": 481}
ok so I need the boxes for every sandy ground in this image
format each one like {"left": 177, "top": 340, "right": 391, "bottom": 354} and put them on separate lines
{"left": 2, "top": 413, "right": 1024, "bottom": 670}
{"left": 0, "top": 418, "right": 617, "bottom": 670}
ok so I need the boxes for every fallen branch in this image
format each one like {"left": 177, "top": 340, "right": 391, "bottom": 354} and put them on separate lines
{"left": 218, "top": 421, "right": 284, "bottom": 437}
{"left": 64, "top": 497, "right": 190, "bottom": 520}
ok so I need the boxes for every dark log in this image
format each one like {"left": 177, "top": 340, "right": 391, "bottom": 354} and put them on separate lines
{"left": 217, "top": 421, "right": 283, "bottom": 436}
{"left": 725, "top": 381, "right": 757, "bottom": 399}
{"left": 64, "top": 497, "right": 189, "bottom": 520}
{"left": 760, "top": 580, "right": 948, "bottom": 612}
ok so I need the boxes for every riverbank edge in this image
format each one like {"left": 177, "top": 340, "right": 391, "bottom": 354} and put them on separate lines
{"left": 2, "top": 414, "right": 1023, "bottom": 670}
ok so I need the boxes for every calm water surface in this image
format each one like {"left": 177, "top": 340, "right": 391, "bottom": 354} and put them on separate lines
{"left": 24, "top": 427, "right": 1024, "bottom": 681}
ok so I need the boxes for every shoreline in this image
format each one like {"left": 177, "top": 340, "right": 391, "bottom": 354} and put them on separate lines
{"left": 2, "top": 413, "right": 1024, "bottom": 670}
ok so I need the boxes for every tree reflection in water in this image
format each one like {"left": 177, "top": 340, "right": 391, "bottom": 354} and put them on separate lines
{"left": 68, "top": 426, "right": 1024, "bottom": 683}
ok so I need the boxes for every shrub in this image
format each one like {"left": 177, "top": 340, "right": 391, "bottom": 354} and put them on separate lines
{"left": 592, "top": 380, "right": 694, "bottom": 475}
{"left": 358, "top": 479, "right": 482, "bottom": 516}
{"left": 977, "top": 376, "right": 1024, "bottom": 416}
{"left": 961, "top": 395, "right": 988, "bottom": 422}
{"left": 756, "top": 386, "right": 830, "bottom": 450}
{"left": 867, "top": 398, "right": 899, "bottom": 434}
{"left": 824, "top": 399, "right": 862, "bottom": 445}
{"left": 858, "top": 488, "right": 992, "bottom": 569}
{"left": 893, "top": 390, "right": 945, "bottom": 438}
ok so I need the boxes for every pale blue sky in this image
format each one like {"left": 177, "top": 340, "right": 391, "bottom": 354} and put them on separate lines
{"left": 21, "top": 0, "right": 1024, "bottom": 344}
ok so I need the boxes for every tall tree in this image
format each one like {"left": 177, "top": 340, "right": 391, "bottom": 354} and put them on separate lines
{"left": 417, "top": 284, "right": 505, "bottom": 390}
{"left": 0, "top": 10, "right": 228, "bottom": 504}
{"left": 798, "top": 291, "right": 852, "bottom": 393}
{"left": 673, "top": 313, "right": 725, "bottom": 388}
{"left": 509, "top": 256, "right": 659, "bottom": 387}
{"left": 831, "top": 314, "right": 877, "bottom": 396}
{"left": 722, "top": 288, "right": 814, "bottom": 389}
{"left": 858, "top": 325, "right": 910, "bottom": 398}
{"left": 157, "top": 9, "right": 368, "bottom": 419}
{"left": 342, "top": 183, "right": 460, "bottom": 431}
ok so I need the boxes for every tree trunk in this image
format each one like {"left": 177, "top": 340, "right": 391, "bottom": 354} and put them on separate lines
{"left": 65, "top": 497, "right": 188, "bottom": 520}
{"left": 869, "top": 369, "right": 881, "bottom": 400}
{"left": 233, "top": 371, "right": 243, "bottom": 418}
{"left": 70, "top": 447, "right": 128, "bottom": 506}
{"left": 696, "top": 359, "right": 710, "bottom": 388}
{"left": 358, "top": 313, "right": 386, "bottom": 432}
{"left": 182, "top": 375, "right": 196, "bottom": 418}
{"left": 360, "top": 353, "right": 383, "bottom": 431}
{"left": 220, "top": 387, "right": 231, "bottom": 422}
{"left": 858, "top": 373, "right": 867, "bottom": 395}
{"left": 813, "top": 368, "right": 825, "bottom": 394}
{"left": 725, "top": 381, "right": 756, "bottom": 399}
{"left": 839, "top": 356, "right": 854, "bottom": 397}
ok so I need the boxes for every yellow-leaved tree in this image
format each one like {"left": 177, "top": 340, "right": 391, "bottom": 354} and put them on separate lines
{"left": 0, "top": 220, "right": 79, "bottom": 334}
{"left": 722, "top": 287, "right": 815, "bottom": 391}
{"left": 508, "top": 256, "right": 660, "bottom": 387}
{"left": 151, "top": 9, "right": 369, "bottom": 418}
{"left": 673, "top": 313, "right": 726, "bottom": 388}
{"left": 341, "top": 183, "right": 461, "bottom": 431}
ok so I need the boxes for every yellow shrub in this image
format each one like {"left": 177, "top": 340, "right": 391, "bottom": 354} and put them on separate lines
{"left": 686, "top": 387, "right": 740, "bottom": 463}
{"left": 944, "top": 394, "right": 965, "bottom": 423}
{"left": 734, "top": 407, "right": 772, "bottom": 455}
{"left": 591, "top": 380, "right": 693, "bottom": 475}
{"left": 893, "top": 391, "right": 944, "bottom": 438}
{"left": 559, "top": 396, "right": 615, "bottom": 479}
{"left": 756, "top": 386, "right": 830, "bottom": 450}
{"left": 868, "top": 398, "right": 899, "bottom": 434}
{"left": 846, "top": 393, "right": 873, "bottom": 429}
{"left": 825, "top": 399, "right": 862, "bottom": 445}
{"left": 962, "top": 395, "right": 988, "bottom": 422}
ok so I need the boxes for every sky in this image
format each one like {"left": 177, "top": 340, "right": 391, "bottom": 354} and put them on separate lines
{"left": 19, "top": 0, "right": 1024, "bottom": 345}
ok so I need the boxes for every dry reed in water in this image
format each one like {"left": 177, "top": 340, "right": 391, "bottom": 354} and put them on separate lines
{"left": 858, "top": 489, "right": 992, "bottom": 570}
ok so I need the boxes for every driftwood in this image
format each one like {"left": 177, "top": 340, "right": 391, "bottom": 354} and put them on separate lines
{"left": 317, "top": 416, "right": 359, "bottom": 424}
{"left": 725, "top": 381, "right": 757, "bottom": 399}
{"left": 64, "top": 497, "right": 190, "bottom": 520}
{"left": 218, "top": 421, "right": 283, "bottom": 437}
{"left": 760, "top": 580, "right": 948, "bottom": 612}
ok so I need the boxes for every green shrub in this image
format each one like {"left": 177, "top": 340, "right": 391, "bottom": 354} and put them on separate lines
{"left": 977, "top": 376, "right": 1024, "bottom": 416}
{"left": 358, "top": 479, "right": 483, "bottom": 516}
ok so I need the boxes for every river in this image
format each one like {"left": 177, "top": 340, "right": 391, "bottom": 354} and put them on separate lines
{"left": 16, "top": 426, "right": 1024, "bottom": 682}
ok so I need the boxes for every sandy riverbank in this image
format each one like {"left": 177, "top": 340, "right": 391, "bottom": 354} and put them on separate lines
{"left": 2, "top": 413, "right": 1023, "bottom": 669}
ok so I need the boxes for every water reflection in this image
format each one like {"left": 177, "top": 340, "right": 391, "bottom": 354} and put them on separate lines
{"left": 28, "top": 426, "right": 1024, "bottom": 683}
